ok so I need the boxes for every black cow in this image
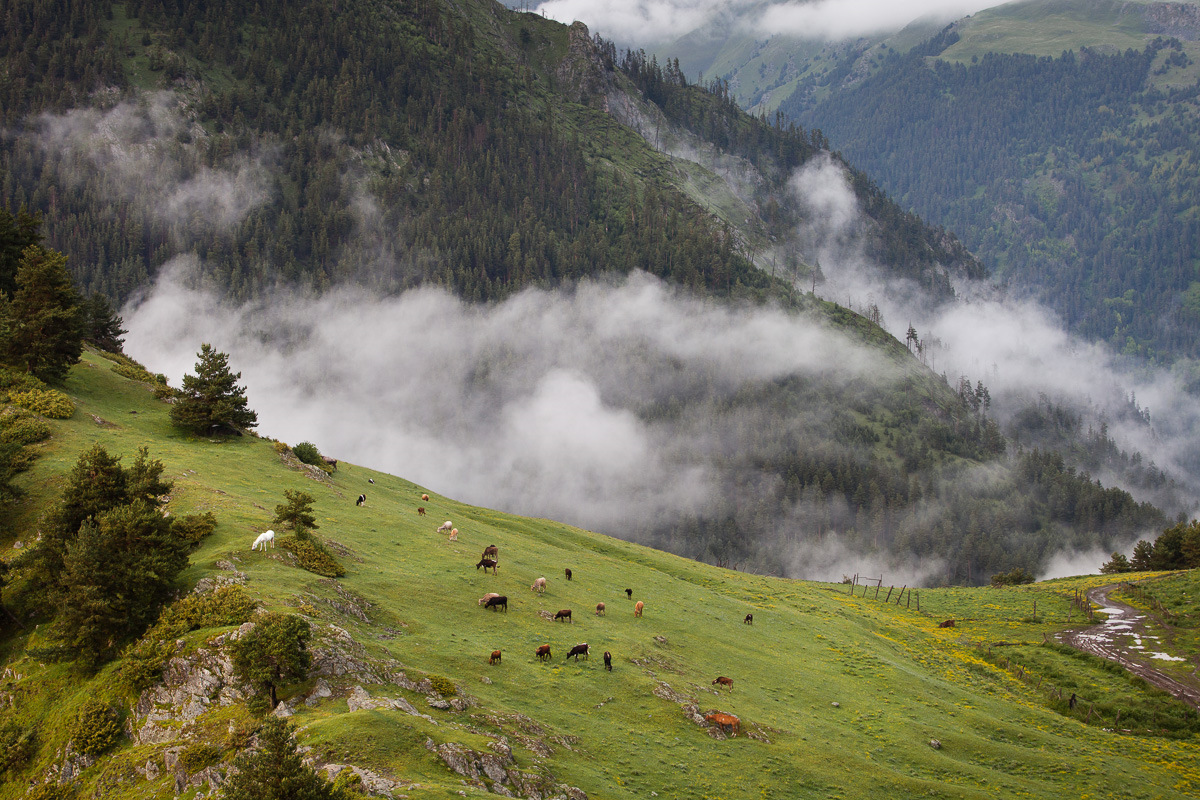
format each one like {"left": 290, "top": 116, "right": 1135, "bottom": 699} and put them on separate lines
{"left": 567, "top": 643, "right": 589, "bottom": 661}
{"left": 484, "top": 595, "right": 508, "bottom": 612}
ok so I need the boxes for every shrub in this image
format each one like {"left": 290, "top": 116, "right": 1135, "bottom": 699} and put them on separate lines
{"left": 427, "top": 674, "right": 457, "bottom": 697}
{"left": 172, "top": 512, "right": 218, "bottom": 545}
{"left": 292, "top": 442, "right": 323, "bottom": 466}
{"left": 8, "top": 388, "right": 74, "bottom": 418}
{"left": 273, "top": 441, "right": 290, "bottom": 454}
{"left": 25, "top": 783, "right": 77, "bottom": 800}
{"left": 178, "top": 742, "right": 222, "bottom": 773}
{"left": 0, "top": 407, "right": 51, "bottom": 445}
{"left": 152, "top": 383, "right": 180, "bottom": 400}
{"left": 0, "top": 719, "right": 37, "bottom": 776}
{"left": 279, "top": 536, "right": 345, "bottom": 578}
{"left": 0, "top": 368, "right": 42, "bottom": 395}
{"left": 70, "top": 701, "right": 122, "bottom": 756}
{"left": 991, "top": 567, "right": 1035, "bottom": 586}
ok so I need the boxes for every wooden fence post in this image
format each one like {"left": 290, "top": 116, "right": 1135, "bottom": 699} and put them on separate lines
{"left": 885, "top": 586, "right": 894, "bottom": 603}
{"left": 896, "top": 585, "right": 906, "bottom": 605}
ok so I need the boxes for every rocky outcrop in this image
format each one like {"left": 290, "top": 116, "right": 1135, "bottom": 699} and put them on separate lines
{"left": 1145, "top": 3, "right": 1200, "bottom": 40}
{"left": 556, "top": 22, "right": 609, "bottom": 108}
{"left": 424, "top": 738, "right": 587, "bottom": 800}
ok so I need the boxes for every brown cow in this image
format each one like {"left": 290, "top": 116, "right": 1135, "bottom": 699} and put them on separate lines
{"left": 536, "top": 644, "right": 552, "bottom": 661}
{"left": 595, "top": 602, "right": 605, "bottom": 616}
{"left": 417, "top": 507, "right": 426, "bottom": 516}
{"left": 712, "top": 676, "right": 733, "bottom": 690}
{"left": 565, "top": 567, "right": 572, "bottom": 580}
{"left": 938, "top": 619, "right": 955, "bottom": 628}
{"left": 489, "top": 650, "right": 502, "bottom": 665}
{"left": 744, "top": 613, "right": 753, "bottom": 625}
{"left": 482, "top": 545, "right": 498, "bottom": 560}
{"left": 603, "top": 651, "right": 612, "bottom": 671}
{"left": 421, "top": 493, "right": 430, "bottom": 501}
{"left": 476, "top": 557, "right": 498, "bottom": 574}
{"left": 555, "top": 609, "right": 572, "bottom": 623}
{"left": 705, "top": 712, "right": 740, "bottom": 735}
{"left": 634, "top": 600, "right": 644, "bottom": 617}
{"left": 567, "top": 643, "right": 590, "bottom": 661}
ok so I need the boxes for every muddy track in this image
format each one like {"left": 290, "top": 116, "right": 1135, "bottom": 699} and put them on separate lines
{"left": 1055, "top": 584, "right": 1200, "bottom": 710}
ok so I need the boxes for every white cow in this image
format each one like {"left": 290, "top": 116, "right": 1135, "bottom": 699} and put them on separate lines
{"left": 252, "top": 530, "right": 275, "bottom": 551}
{"left": 437, "top": 520, "right": 453, "bottom": 533}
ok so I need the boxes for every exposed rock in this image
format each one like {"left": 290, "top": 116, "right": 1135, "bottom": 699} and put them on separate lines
{"left": 555, "top": 21, "right": 608, "bottom": 108}
{"left": 306, "top": 678, "right": 334, "bottom": 707}
{"left": 347, "top": 685, "right": 436, "bottom": 723}
{"left": 318, "top": 763, "right": 408, "bottom": 798}
{"left": 423, "top": 738, "right": 586, "bottom": 799}
{"left": 427, "top": 697, "right": 453, "bottom": 711}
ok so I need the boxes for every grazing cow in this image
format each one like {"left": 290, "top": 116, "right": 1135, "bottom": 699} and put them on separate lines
{"left": 554, "top": 609, "right": 572, "bottom": 622}
{"left": 625, "top": 588, "right": 633, "bottom": 599}
{"left": 437, "top": 520, "right": 453, "bottom": 533}
{"left": 448, "top": 528, "right": 458, "bottom": 541}
{"left": 567, "top": 643, "right": 590, "bottom": 661}
{"left": 490, "top": 650, "right": 502, "bottom": 665}
{"left": 484, "top": 595, "right": 508, "bottom": 612}
{"left": 744, "top": 613, "right": 753, "bottom": 625}
{"left": 603, "top": 651, "right": 612, "bottom": 671}
{"left": 530, "top": 577, "right": 547, "bottom": 593}
{"left": 478, "top": 593, "right": 501, "bottom": 606}
{"left": 536, "top": 645, "right": 552, "bottom": 661}
{"left": 421, "top": 493, "right": 430, "bottom": 501}
{"left": 252, "top": 530, "right": 275, "bottom": 551}
{"left": 368, "top": 478, "right": 374, "bottom": 484}
{"left": 705, "top": 712, "right": 740, "bottom": 735}
{"left": 476, "top": 557, "right": 498, "bottom": 574}
{"left": 482, "top": 545, "right": 498, "bottom": 560}
{"left": 938, "top": 619, "right": 955, "bottom": 628}
{"left": 417, "top": 507, "right": 426, "bottom": 516}
{"left": 565, "top": 568, "right": 572, "bottom": 581}
{"left": 596, "top": 602, "right": 605, "bottom": 616}
{"left": 322, "top": 456, "right": 338, "bottom": 471}
{"left": 634, "top": 600, "right": 644, "bottom": 617}
{"left": 356, "top": 494, "right": 365, "bottom": 506}
{"left": 712, "top": 676, "right": 733, "bottom": 690}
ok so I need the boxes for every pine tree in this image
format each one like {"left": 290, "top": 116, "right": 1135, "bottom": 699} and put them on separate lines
{"left": 170, "top": 343, "right": 259, "bottom": 435}
{"left": 0, "top": 245, "right": 85, "bottom": 383}
{"left": 82, "top": 293, "right": 127, "bottom": 353}
{"left": 222, "top": 717, "right": 346, "bottom": 800}
{"left": 231, "top": 613, "right": 312, "bottom": 710}
{"left": 0, "top": 206, "right": 42, "bottom": 298}
{"left": 273, "top": 490, "right": 318, "bottom": 538}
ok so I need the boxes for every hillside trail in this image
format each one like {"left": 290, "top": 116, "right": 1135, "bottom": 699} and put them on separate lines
{"left": 1055, "top": 584, "right": 1200, "bottom": 710}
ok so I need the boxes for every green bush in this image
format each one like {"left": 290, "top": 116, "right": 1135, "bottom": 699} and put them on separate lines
{"left": 0, "top": 407, "right": 51, "bottom": 445}
{"left": 70, "top": 701, "right": 122, "bottom": 757}
{"left": 25, "top": 783, "right": 77, "bottom": 800}
{"left": 168, "top": 586, "right": 257, "bottom": 630}
{"left": 427, "top": 674, "right": 457, "bottom": 697}
{"left": 0, "top": 367, "right": 42, "bottom": 395}
{"left": 178, "top": 742, "right": 222, "bottom": 773}
{"left": 0, "top": 719, "right": 37, "bottom": 776}
{"left": 172, "top": 512, "right": 218, "bottom": 545}
{"left": 292, "top": 441, "right": 322, "bottom": 465}
{"left": 8, "top": 388, "right": 75, "bottom": 418}
{"left": 279, "top": 536, "right": 345, "bottom": 578}
{"left": 111, "top": 362, "right": 157, "bottom": 383}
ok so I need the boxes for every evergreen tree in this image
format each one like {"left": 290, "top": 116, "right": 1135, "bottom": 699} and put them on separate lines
{"left": 1099, "top": 552, "right": 1132, "bottom": 574}
{"left": 273, "top": 490, "right": 318, "bottom": 538}
{"left": 56, "top": 501, "right": 189, "bottom": 668}
{"left": 0, "top": 245, "right": 84, "bottom": 382}
{"left": 18, "top": 445, "right": 171, "bottom": 610}
{"left": 82, "top": 293, "right": 127, "bottom": 353}
{"left": 222, "top": 716, "right": 346, "bottom": 800}
{"left": 231, "top": 613, "right": 312, "bottom": 710}
{"left": 1130, "top": 539, "right": 1156, "bottom": 571}
{"left": 170, "top": 344, "right": 258, "bottom": 435}
{"left": 0, "top": 206, "right": 41, "bottom": 298}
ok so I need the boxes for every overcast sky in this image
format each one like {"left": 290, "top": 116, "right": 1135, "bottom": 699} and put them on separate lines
{"left": 532, "top": 0, "right": 1013, "bottom": 46}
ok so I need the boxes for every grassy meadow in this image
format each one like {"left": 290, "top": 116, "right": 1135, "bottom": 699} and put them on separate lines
{"left": 1, "top": 350, "right": 1199, "bottom": 799}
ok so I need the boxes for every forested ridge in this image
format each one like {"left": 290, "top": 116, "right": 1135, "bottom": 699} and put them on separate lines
{"left": 786, "top": 30, "right": 1200, "bottom": 361}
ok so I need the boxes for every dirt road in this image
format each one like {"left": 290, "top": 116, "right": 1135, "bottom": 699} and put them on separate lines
{"left": 1056, "top": 584, "right": 1200, "bottom": 710}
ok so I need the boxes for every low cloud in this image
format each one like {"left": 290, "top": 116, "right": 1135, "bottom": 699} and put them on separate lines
{"left": 532, "top": 0, "right": 1009, "bottom": 46}
{"left": 32, "top": 94, "right": 274, "bottom": 240}
{"left": 124, "top": 263, "right": 883, "bottom": 541}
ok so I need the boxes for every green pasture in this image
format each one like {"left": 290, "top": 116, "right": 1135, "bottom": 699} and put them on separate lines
{"left": 2, "top": 351, "right": 1200, "bottom": 798}
{"left": 940, "top": 0, "right": 1153, "bottom": 62}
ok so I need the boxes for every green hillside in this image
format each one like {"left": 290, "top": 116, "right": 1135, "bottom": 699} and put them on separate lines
{"left": 1, "top": 351, "right": 1199, "bottom": 799}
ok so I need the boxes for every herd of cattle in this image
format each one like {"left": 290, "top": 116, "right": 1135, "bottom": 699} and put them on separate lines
{"left": 250, "top": 477, "right": 745, "bottom": 733}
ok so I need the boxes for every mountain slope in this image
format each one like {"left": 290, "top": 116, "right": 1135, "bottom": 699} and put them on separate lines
{"left": 0, "top": 353, "right": 1198, "bottom": 799}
